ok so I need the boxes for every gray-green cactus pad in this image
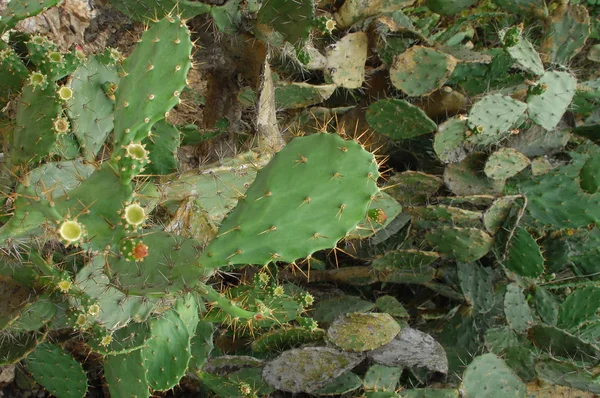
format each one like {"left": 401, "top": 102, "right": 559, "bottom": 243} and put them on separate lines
{"left": 261, "top": 347, "right": 363, "bottom": 393}
{"left": 369, "top": 327, "right": 448, "bottom": 374}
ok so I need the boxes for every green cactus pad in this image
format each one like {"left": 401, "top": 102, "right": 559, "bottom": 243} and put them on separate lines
{"left": 199, "top": 367, "right": 274, "bottom": 397}
{"left": 26, "top": 343, "right": 88, "bottom": 398}
{"left": 0, "top": 47, "right": 28, "bottom": 107}
{"left": 141, "top": 309, "right": 192, "bottom": 391}
{"left": 275, "top": 82, "right": 337, "bottom": 109}
{"left": 324, "top": 32, "right": 368, "bottom": 89}
{"left": 425, "top": 227, "right": 494, "bottom": 262}
{"left": 366, "top": 99, "right": 437, "bottom": 140}
{"left": 385, "top": 171, "right": 443, "bottom": 205}
{"left": 527, "top": 71, "right": 577, "bottom": 131}
{"left": 540, "top": 5, "right": 590, "bottom": 65}
{"left": 528, "top": 325, "right": 600, "bottom": 363}
{"left": 0, "top": 0, "right": 62, "bottom": 34}
{"left": 67, "top": 56, "right": 119, "bottom": 160}
{"left": 159, "top": 150, "right": 267, "bottom": 226}
{"left": 188, "top": 320, "right": 213, "bottom": 371}
{"left": 461, "top": 353, "right": 526, "bottom": 398}
{"left": 483, "top": 196, "right": 522, "bottom": 234}
{"left": 261, "top": 347, "right": 363, "bottom": 393}
{"left": 403, "top": 389, "right": 459, "bottom": 398}
{"left": 390, "top": 46, "right": 457, "bottom": 96}
{"left": 557, "top": 286, "right": 600, "bottom": 332}
{"left": 198, "top": 133, "right": 379, "bottom": 269}
{"left": 531, "top": 285, "right": 559, "bottom": 326}
{"left": 327, "top": 312, "right": 401, "bottom": 352}
{"left": 313, "top": 371, "right": 362, "bottom": 396}
{"left": 457, "top": 262, "right": 495, "bottom": 314}
{"left": 108, "top": 230, "right": 205, "bottom": 296}
{"left": 109, "top": 0, "right": 210, "bottom": 21}
{"left": 466, "top": 94, "right": 527, "bottom": 146}
{"left": 516, "top": 150, "right": 600, "bottom": 228}
{"left": 257, "top": 0, "right": 315, "bottom": 45}
{"left": 11, "top": 80, "right": 61, "bottom": 165}
{"left": 444, "top": 153, "right": 506, "bottom": 196}
{"left": 500, "top": 27, "right": 544, "bottom": 76}
{"left": 113, "top": 15, "right": 192, "bottom": 147}
{"left": 9, "top": 294, "right": 57, "bottom": 332}
{"left": 312, "top": 296, "right": 375, "bottom": 325}
{"left": 104, "top": 350, "right": 150, "bottom": 398}
{"left": 375, "top": 296, "right": 409, "bottom": 319}
{"left": 52, "top": 164, "right": 133, "bottom": 251}
{"left": 251, "top": 326, "right": 326, "bottom": 353}
{"left": 433, "top": 117, "right": 468, "bottom": 164}
{"left": 89, "top": 322, "right": 152, "bottom": 355}
{"left": 363, "top": 364, "right": 402, "bottom": 391}
{"left": 346, "top": 191, "right": 402, "bottom": 240}
{"left": 484, "top": 148, "right": 530, "bottom": 180}
{"left": 535, "top": 359, "right": 600, "bottom": 394}
{"left": 0, "top": 331, "right": 47, "bottom": 365}
{"left": 484, "top": 327, "right": 521, "bottom": 354}
{"left": 74, "top": 256, "right": 156, "bottom": 329}
{"left": 505, "top": 283, "right": 535, "bottom": 333}
{"left": 578, "top": 152, "right": 600, "bottom": 193}
{"left": 503, "top": 227, "right": 544, "bottom": 277}
{"left": 369, "top": 327, "right": 448, "bottom": 374}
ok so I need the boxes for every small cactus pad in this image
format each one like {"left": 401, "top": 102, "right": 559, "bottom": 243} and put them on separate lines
{"left": 141, "top": 309, "right": 193, "bottom": 391}
{"left": 113, "top": 15, "right": 192, "bottom": 147}
{"left": 457, "top": 262, "right": 495, "bottom": 314}
{"left": 390, "top": 46, "right": 457, "bottom": 96}
{"left": 504, "top": 283, "right": 535, "bottom": 333}
{"left": 363, "top": 364, "right": 402, "bottom": 391}
{"left": 327, "top": 312, "right": 401, "bottom": 352}
{"left": 67, "top": 56, "right": 119, "bottom": 160}
{"left": 261, "top": 347, "right": 363, "bottom": 393}
{"left": 557, "top": 286, "right": 600, "bottom": 332}
{"left": 26, "top": 343, "right": 88, "bottom": 398}
{"left": 104, "top": 350, "right": 150, "bottom": 398}
{"left": 366, "top": 99, "right": 437, "bottom": 140}
{"left": 527, "top": 325, "right": 600, "bottom": 363}
{"left": 531, "top": 285, "right": 559, "bottom": 326}
{"left": 461, "top": 353, "right": 526, "bottom": 398}
{"left": 579, "top": 152, "right": 600, "bottom": 194}
{"left": 540, "top": 5, "right": 590, "bottom": 65}
{"left": 433, "top": 117, "right": 468, "bottom": 164}
{"left": 369, "top": 327, "right": 448, "bottom": 374}
{"left": 425, "top": 227, "right": 494, "bottom": 262}
{"left": 312, "top": 295, "right": 375, "bottom": 325}
{"left": 12, "top": 80, "right": 61, "bottom": 165}
{"left": 517, "top": 150, "right": 600, "bottom": 228}
{"left": 527, "top": 71, "right": 577, "bottom": 131}
{"left": 500, "top": 27, "right": 544, "bottom": 76}
{"left": 257, "top": 0, "right": 315, "bottom": 44}
{"left": 198, "top": 133, "right": 379, "bottom": 269}
{"left": 484, "top": 148, "right": 530, "bottom": 180}
{"left": 444, "top": 153, "right": 506, "bottom": 196}
{"left": 385, "top": 171, "right": 443, "bottom": 205}
{"left": 251, "top": 326, "right": 326, "bottom": 353}
{"left": 466, "top": 94, "right": 527, "bottom": 146}
{"left": 503, "top": 227, "right": 544, "bottom": 277}
{"left": 324, "top": 32, "right": 368, "bottom": 89}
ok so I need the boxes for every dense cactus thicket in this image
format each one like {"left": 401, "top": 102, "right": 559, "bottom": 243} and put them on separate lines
{"left": 0, "top": 0, "right": 599, "bottom": 396}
